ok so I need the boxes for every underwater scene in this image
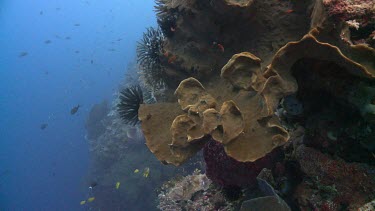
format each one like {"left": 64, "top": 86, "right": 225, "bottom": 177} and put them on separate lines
{"left": 1, "top": 0, "right": 375, "bottom": 210}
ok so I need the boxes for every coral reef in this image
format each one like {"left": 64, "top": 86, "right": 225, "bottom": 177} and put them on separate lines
{"left": 157, "top": 169, "right": 293, "bottom": 211}
{"left": 322, "top": 0, "right": 375, "bottom": 22}
{"left": 85, "top": 94, "right": 204, "bottom": 210}
{"left": 138, "top": 1, "right": 374, "bottom": 203}
{"left": 158, "top": 170, "right": 238, "bottom": 211}
{"left": 141, "top": 0, "right": 313, "bottom": 95}
{"left": 314, "top": 0, "right": 375, "bottom": 47}
{"left": 100, "top": 0, "right": 375, "bottom": 209}
{"left": 294, "top": 146, "right": 375, "bottom": 210}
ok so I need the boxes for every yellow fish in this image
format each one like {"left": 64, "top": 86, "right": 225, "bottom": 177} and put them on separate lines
{"left": 134, "top": 169, "right": 139, "bottom": 173}
{"left": 116, "top": 182, "right": 120, "bottom": 189}
{"left": 87, "top": 197, "right": 95, "bottom": 202}
{"left": 143, "top": 167, "right": 150, "bottom": 178}
{"left": 80, "top": 200, "right": 86, "bottom": 205}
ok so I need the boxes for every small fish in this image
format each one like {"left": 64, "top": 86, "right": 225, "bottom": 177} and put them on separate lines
{"left": 134, "top": 169, "right": 139, "bottom": 173}
{"left": 80, "top": 200, "right": 86, "bottom": 205}
{"left": 74, "top": 23, "right": 80, "bottom": 26}
{"left": 70, "top": 105, "right": 80, "bottom": 115}
{"left": 18, "top": 52, "right": 28, "bottom": 57}
{"left": 143, "top": 167, "right": 150, "bottom": 178}
{"left": 108, "top": 48, "right": 116, "bottom": 52}
{"left": 170, "top": 27, "right": 176, "bottom": 32}
{"left": 40, "top": 123, "right": 48, "bottom": 130}
{"left": 117, "top": 38, "right": 122, "bottom": 41}
{"left": 65, "top": 36, "right": 71, "bottom": 40}
{"left": 89, "top": 181, "right": 98, "bottom": 188}
{"left": 87, "top": 197, "right": 95, "bottom": 202}
{"left": 286, "top": 9, "right": 294, "bottom": 14}
{"left": 91, "top": 60, "right": 93, "bottom": 64}
{"left": 115, "top": 182, "right": 120, "bottom": 189}
{"left": 217, "top": 43, "right": 225, "bottom": 52}
{"left": 75, "top": 50, "right": 80, "bottom": 53}
{"left": 44, "top": 40, "right": 51, "bottom": 44}
{"left": 40, "top": 11, "right": 43, "bottom": 15}
{"left": 163, "top": 51, "right": 169, "bottom": 57}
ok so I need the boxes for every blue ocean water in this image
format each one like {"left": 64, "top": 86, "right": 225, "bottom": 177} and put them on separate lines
{"left": 0, "top": 0, "right": 156, "bottom": 209}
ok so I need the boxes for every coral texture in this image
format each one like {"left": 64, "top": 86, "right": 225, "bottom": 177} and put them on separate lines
{"left": 294, "top": 146, "right": 375, "bottom": 210}
{"left": 158, "top": 171, "right": 236, "bottom": 211}
{"left": 322, "top": 0, "right": 375, "bottom": 22}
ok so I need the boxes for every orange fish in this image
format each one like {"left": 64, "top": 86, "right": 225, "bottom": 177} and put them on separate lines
{"left": 217, "top": 43, "right": 225, "bottom": 52}
{"left": 168, "top": 55, "right": 177, "bottom": 63}
{"left": 286, "top": 9, "right": 294, "bottom": 14}
{"left": 163, "top": 51, "right": 169, "bottom": 57}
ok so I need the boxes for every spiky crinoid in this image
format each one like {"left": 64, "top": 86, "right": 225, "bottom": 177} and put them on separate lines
{"left": 137, "top": 27, "right": 165, "bottom": 89}
{"left": 155, "top": 0, "right": 178, "bottom": 38}
{"left": 154, "top": 0, "right": 169, "bottom": 18}
{"left": 118, "top": 85, "right": 144, "bottom": 126}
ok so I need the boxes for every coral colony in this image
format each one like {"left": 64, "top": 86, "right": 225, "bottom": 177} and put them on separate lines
{"left": 106, "top": 0, "right": 375, "bottom": 210}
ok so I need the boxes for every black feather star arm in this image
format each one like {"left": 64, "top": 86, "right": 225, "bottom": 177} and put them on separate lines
{"left": 136, "top": 27, "right": 166, "bottom": 88}
{"left": 117, "top": 85, "right": 144, "bottom": 126}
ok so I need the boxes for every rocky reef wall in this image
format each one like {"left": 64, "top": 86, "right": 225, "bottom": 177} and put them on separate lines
{"left": 113, "top": 0, "right": 375, "bottom": 210}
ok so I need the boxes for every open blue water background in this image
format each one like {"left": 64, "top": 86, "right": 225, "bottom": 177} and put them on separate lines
{"left": 0, "top": 0, "right": 155, "bottom": 209}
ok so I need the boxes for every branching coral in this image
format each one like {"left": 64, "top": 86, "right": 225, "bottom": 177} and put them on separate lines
{"left": 136, "top": 27, "right": 166, "bottom": 89}
{"left": 118, "top": 85, "right": 144, "bottom": 126}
